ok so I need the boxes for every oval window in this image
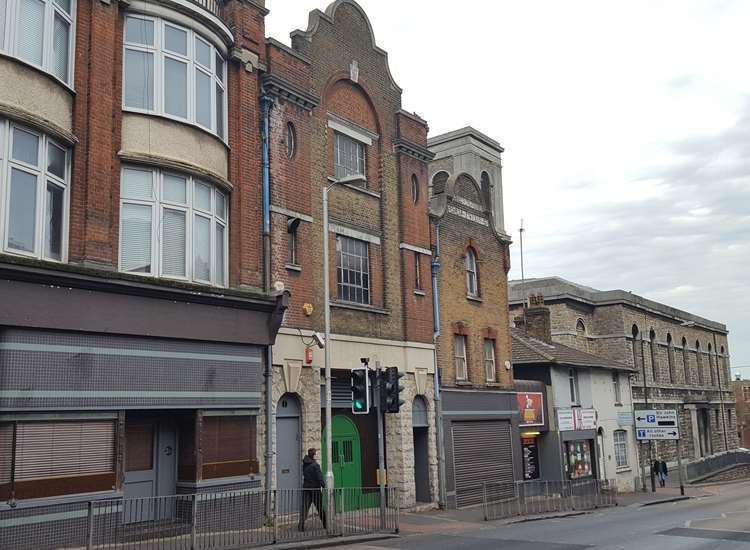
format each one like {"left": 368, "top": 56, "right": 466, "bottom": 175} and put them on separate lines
{"left": 411, "top": 174, "right": 419, "bottom": 204}
{"left": 286, "top": 122, "right": 296, "bottom": 159}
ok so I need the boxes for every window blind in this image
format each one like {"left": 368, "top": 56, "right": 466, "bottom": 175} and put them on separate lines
{"left": 162, "top": 208, "right": 186, "bottom": 276}
{"left": 17, "top": 0, "right": 45, "bottom": 65}
{"left": 51, "top": 12, "right": 69, "bottom": 81}
{"left": 121, "top": 203, "right": 152, "bottom": 273}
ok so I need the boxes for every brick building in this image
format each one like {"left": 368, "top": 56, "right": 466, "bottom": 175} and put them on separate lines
{"left": 0, "top": 0, "right": 286, "bottom": 519}
{"left": 731, "top": 380, "right": 750, "bottom": 447}
{"left": 428, "top": 128, "right": 519, "bottom": 508}
{"left": 509, "top": 277, "right": 738, "bottom": 474}
{"left": 263, "top": 0, "right": 439, "bottom": 510}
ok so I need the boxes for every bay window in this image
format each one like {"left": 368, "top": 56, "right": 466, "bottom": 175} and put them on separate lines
{"left": 0, "top": 0, "right": 75, "bottom": 84}
{"left": 123, "top": 15, "right": 227, "bottom": 139}
{"left": 0, "top": 117, "right": 69, "bottom": 261}
{"left": 119, "top": 166, "right": 228, "bottom": 286}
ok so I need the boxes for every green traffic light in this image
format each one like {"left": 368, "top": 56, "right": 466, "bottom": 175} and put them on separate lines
{"left": 354, "top": 401, "right": 364, "bottom": 410}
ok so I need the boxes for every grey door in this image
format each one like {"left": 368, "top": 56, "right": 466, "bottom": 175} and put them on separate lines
{"left": 413, "top": 397, "right": 431, "bottom": 503}
{"left": 452, "top": 420, "right": 514, "bottom": 507}
{"left": 277, "top": 394, "right": 302, "bottom": 512}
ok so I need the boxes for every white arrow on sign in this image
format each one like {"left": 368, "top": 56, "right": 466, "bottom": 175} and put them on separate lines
{"left": 636, "top": 427, "right": 680, "bottom": 440}
{"left": 634, "top": 409, "right": 678, "bottom": 428}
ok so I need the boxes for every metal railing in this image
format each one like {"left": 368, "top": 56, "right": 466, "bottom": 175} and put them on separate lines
{"left": 187, "top": 0, "right": 222, "bottom": 18}
{"left": 483, "top": 479, "right": 617, "bottom": 521}
{"left": 0, "top": 487, "right": 398, "bottom": 550}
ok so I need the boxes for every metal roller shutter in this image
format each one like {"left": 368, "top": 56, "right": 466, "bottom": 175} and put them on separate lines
{"left": 14, "top": 421, "right": 116, "bottom": 480}
{"left": 452, "top": 420, "right": 514, "bottom": 507}
{"left": 0, "top": 424, "right": 12, "bottom": 484}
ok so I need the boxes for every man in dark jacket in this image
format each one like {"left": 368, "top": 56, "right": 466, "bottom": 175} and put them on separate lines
{"left": 298, "top": 448, "right": 326, "bottom": 531}
{"left": 652, "top": 459, "right": 669, "bottom": 487}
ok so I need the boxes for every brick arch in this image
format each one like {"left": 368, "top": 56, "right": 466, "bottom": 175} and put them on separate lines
{"left": 453, "top": 173, "right": 482, "bottom": 205}
{"left": 321, "top": 73, "right": 382, "bottom": 134}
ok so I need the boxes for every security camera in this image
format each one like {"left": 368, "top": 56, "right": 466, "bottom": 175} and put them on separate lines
{"left": 312, "top": 331, "right": 325, "bottom": 349}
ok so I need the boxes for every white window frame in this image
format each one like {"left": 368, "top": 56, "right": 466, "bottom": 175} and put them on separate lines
{"left": 333, "top": 131, "right": 366, "bottom": 180}
{"left": 454, "top": 334, "right": 467, "bottom": 381}
{"left": 118, "top": 165, "right": 228, "bottom": 287}
{"left": 465, "top": 248, "right": 478, "bottom": 297}
{"left": 122, "top": 14, "right": 227, "bottom": 140}
{"left": 568, "top": 368, "right": 579, "bottom": 405}
{"left": 484, "top": 338, "right": 496, "bottom": 382}
{"left": 612, "top": 371, "right": 621, "bottom": 404}
{"left": 0, "top": 118, "right": 70, "bottom": 262}
{"left": 0, "top": 0, "right": 76, "bottom": 86}
{"left": 613, "top": 429, "right": 628, "bottom": 468}
{"left": 335, "top": 234, "right": 370, "bottom": 305}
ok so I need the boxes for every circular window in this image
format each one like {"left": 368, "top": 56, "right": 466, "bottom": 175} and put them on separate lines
{"left": 411, "top": 174, "right": 419, "bottom": 204}
{"left": 286, "top": 122, "right": 296, "bottom": 159}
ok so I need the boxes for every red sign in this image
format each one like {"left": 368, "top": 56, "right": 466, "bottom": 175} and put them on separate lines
{"left": 517, "top": 392, "right": 544, "bottom": 427}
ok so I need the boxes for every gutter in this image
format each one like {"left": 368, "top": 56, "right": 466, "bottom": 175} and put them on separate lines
{"left": 431, "top": 221, "right": 447, "bottom": 508}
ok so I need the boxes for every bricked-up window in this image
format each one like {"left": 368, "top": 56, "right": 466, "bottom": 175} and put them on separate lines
{"left": 201, "top": 415, "right": 258, "bottom": 479}
{"left": 613, "top": 430, "right": 628, "bottom": 467}
{"left": 682, "top": 337, "right": 690, "bottom": 383}
{"left": 120, "top": 166, "right": 228, "bottom": 286}
{"left": 0, "top": 118, "right": 69, "bottom": 262}
{"left": 0, "top": 0, "right": 74, "bottom": 83}
{"left": 484, "top": 339, "right": 496, "bottom": 382}
{"left": 454, "top": 335, "right": 468, "bottom": 380}
{"left": 649, "top": 329, "right": 658, "bottom": 382}
{"left": 465, "top": 248, "right": 479, "bottom": 297}
{"left": 666, "top": 333, "right": 675, "bottom": 383}
{"left": 695, "top": 341, "right": 704, "bottom": 385}
{"left": 336, "top": 235, "right": 370, "bottom": 304}
{"left": 612, "top": 371, "right": 622, "bottom": 404}
{"left": 333, "top": 131, "right": 366, "bottom": 180}
{"left": 708, "top": 343, "right": 716, "bottom": 386}
{"left": 123, "top": 15, "right": 227, "bottom": 139}
{"left": 2, "top": 420, "right": 116, "bottom": 500}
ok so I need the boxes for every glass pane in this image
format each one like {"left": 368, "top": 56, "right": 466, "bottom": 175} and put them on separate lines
{"left": 124, "top": 17, "right": 154, "bottom": 46}
{"left": 44, "top": 182, "right": 64, "bottom": 260}
{"left": 47, "top": 142, "right": 66, "bottom": 179}
{"left": 194, "top": 182, "right": 211, "bottom": 211}
{"left": 193, "top": 214, "right": 210, "bottom": 281}
{"left": 214, "top": 52, "right": 223, "bottom": 79}
{"left": 124, "top": 49, "right": 154, "bottom": 110}
{"left": 53, "top": 0, "right": 70, "bottom": 13}
{"left": 52, "top": 14, "right": 69, "bottom": 82}
{"left": 195, "top": 37, "right": 211, "bottom": 68}
{"left": 163, "top": 174, "right": 186, "bottom": 204}
{"left": 164, "top": 25, "right": 187, "bottom": 56}
{"left": 162, "top": 208, "right": 186, "bottom": 276}
{"left": 121, "top": 168, "right": 153, "bottom": 200}
{"left": 8, "top": 169, "right": 37, "bottom": 252}
{"left": 195, "top": 69, "right": 211, "bottom": 128}
{"left": 215, "top": 224, "right": 224, "bottom": 285}
{"left": 121, "top": 203, "right": 152, "bottom": 273}
{"left": 164, "top": 58, "right": 187, "bottom": 118}
{"left": 0, "top": 0, "right": 6, "bottom": 51}
{"left": 214, "top": 192, "right": 226, "bottom": 219}
{"left": 17, "top": 0, "right": 44, "bottom": 65}
{"left": 215, "top": 84, "right": 224, "bottom": 138}
{"left": 12, "top": 127, "right": 39, "bottom": 166}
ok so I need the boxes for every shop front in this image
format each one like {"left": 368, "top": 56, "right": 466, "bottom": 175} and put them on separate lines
{"left": 515, "top": 381, "right": 548, "bottom": 482}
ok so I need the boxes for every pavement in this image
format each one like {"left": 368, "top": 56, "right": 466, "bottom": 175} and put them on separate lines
{"left": 314, "top": 480, "right": 750, "bottom": 549}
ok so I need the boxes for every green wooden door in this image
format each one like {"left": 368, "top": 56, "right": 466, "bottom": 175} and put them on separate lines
{"left": 322, "top": 415, "right": 362, "bottom": 511}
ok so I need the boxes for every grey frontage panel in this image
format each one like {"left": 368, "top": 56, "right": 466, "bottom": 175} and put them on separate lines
{"left": 0, "top": 328, "right": 263, "bottom": 410}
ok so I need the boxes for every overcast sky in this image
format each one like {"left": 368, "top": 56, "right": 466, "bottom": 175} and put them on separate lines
{"left": 266, "top": 0, "right": 750, "bottom": 370}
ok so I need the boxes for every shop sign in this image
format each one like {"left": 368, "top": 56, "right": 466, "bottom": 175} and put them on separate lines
{"left": 617, "top": 411, "right": 634, "bottom": 427}
{"left": 557, "top": 407, "right": 597, "bottom": 431}
{"left": 517, "top": 391, "right": 544, "bottom": 427}
{"left": 521, "top": 437, "right": 540, "bottom": 480}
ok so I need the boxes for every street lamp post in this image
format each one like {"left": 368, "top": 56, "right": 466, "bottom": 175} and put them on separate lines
{"left": 322, "top": 182, "right": 336, "bottom": 531}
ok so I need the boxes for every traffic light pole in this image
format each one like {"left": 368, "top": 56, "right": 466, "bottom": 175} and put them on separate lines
{"left": 375, "top": 368, "right": 386, "bottom": 529}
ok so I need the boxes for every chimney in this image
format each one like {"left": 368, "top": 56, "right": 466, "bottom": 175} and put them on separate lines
{"left": 525, "top": 293, "right": 551, "bottom": 343}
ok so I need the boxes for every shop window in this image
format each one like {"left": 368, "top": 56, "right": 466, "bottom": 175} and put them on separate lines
{"left": 454, "top": 334, "right": 467, "bottom": 381}
{"left": 0, "top": 0, "right": 75, "bottom": 84}
{"left": 124, "top": 420, "right": 154, "bottom": 472}
{"left": 119, "top": 166, "right": 228, "bottom": 286}
{"left": 335, "top": 235, "right": 370, "bottom": 304}
{"left": 613, "top": 430, "right": 628, "bottom": 468}
{"left": 1, "top": 420, "right": 116, "bottom": 501}
{"left": 566, "top": 440, "right": 592, "bottom": 479}
{"left": 0, "top": 118, "right": 69, "bottom": 261}
{"left": 201, "top": 415, "right": 258, "bottom": 479}
{"left": 123, "top": 15, "right": 226, "bottom": 139}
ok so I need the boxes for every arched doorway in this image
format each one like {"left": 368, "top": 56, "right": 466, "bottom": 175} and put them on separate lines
{"left": 413, "top": 396, "right": 430, "bottom": 503}
{"left": 322, "top": 415, "right": 362, "bottom": 511}
{"left": 277, "top": 394, "right": 302, "bottom": 499}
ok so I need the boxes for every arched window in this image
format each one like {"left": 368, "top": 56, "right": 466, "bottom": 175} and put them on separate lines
{"left": 480, "top": 171, "right": 491, "bottom": 210}
{"left": 465, "top": 247, "right": 478, "bottom": 297}
{"left": 576, "top": 319, "right": 586, "bottom": 336}
{"left": 666, "top": 333, "right": 675, "bottom": 383}
{"left": 631, "top": 325, "right": 641, "bottom": 376}
{"left": 708, "top": 343, "right": 716, "bottom": 386}
{"left": 411, "top": 174, "right": 419, "bottom": 204}
{"left": 720, "top": 346, "right": 727, "bottom": 386}
{"left": 682, "top": 337, "right": 690, "bottom": 383}
{"left": 649, "top": 329, "right": 658, "bottom": 382}
{"left": 695, "top": 341, "right": 703, "bottom": 385}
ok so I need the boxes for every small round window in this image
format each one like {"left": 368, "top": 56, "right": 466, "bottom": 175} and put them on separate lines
{"left": 286, "top": 122, "right": 296, "bottom": 159}
{"left": 411, "top": 174, "right": 419, "bottom": 204}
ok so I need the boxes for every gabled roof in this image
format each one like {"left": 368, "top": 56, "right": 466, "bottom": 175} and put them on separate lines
{"left": 511, "top": 328, "right": 634, "bottom": 372}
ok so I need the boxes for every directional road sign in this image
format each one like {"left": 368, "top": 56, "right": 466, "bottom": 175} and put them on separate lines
{"left": 636, "top": 427, "right": 680, "bottom": 440}
{"left": 634, "top": 409, "right": 678, "bottom": 429}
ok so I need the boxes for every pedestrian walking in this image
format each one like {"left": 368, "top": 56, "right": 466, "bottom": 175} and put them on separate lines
{"left": 298, "top": 448, "right": 327, "bottom": 531}
{"left": 653, "top": 459, "right": 668, "bottom": 487}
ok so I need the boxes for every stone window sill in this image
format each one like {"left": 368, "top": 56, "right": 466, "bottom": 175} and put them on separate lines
{"left": 466, "top": 294, "right": 483, "bottom": 303}
{"left": 331, "top": 301, "right": 389, "bottom": 315}
{"left": 285, "top": 263, "right": 302, "bottom": 272}
{"left": 615, "top": 466, "right": 632, "bottom": 473}
{"left": 328, "top": 175, "right": 381, "bottom": 199}
{"left": 414, "top": 289, "right": 426, "bottom": 296}
{"left": 455, "top": 380, "right": 472, "bottom": 386}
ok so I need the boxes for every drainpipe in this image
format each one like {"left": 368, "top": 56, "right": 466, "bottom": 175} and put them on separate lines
{"left": 431, "top": 221, "right": 447, "bottom": 508}
{"left": 261, "top": 94, "right": 274, "bottom": 500}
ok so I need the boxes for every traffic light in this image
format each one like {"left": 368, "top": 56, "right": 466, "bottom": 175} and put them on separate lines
{"left": 351, "top": 366, "right": 370, "bottom": 414}
{"left": 382, "top": 366, "right": 405, "bottom": 413}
